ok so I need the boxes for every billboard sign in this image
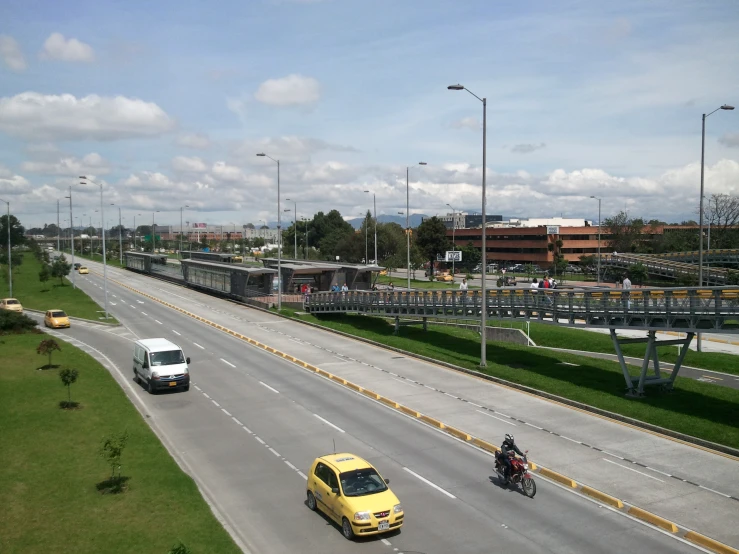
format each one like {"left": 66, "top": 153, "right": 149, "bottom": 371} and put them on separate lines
{"left": 445, "top": 250, "right": 462, "bottom": 262}
{"left": 547, "top": 226, "right": 560, "bottom": 235}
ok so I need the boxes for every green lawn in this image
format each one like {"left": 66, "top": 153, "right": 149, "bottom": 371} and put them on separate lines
{"left": 278, "top": 308, "right": 739, "bottom": 449}
{"left": 1, "top": 253, "right": 117, "bottom": 323}
{"left": 58, "top": 247, "right": 125, "bottom": 269}
{"left": 0, "top": 332, "right": 241, "bottom": 554}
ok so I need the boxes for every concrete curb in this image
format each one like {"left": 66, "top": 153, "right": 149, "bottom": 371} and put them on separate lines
{"left": 106, "top": 274, "right": 739, "bottom": 554}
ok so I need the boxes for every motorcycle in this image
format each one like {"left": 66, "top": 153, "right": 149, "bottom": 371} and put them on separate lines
{"left": 494, "top": 450, "right": 536, "bottom": 498}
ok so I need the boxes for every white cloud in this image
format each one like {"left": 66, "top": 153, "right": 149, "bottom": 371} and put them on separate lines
{"left": 0, "top": 171, "right": 31, "bottom": 195}
{"left": 254, "top": 74, "right": 321, "bottom": 106}
{"left": 0, "top": 163, "right": 12, "bottom": 179}
{"left": 41, "top": 32, "right": 95, "bottom": 62}
{"left": 226, "top": 95, "right": 249, "bottom": 121}
{"left": 172, "top": 156, "right": 208, "bottom": 173}
{"left": 0, "top": 35, "right": 26, "bottom": 71}
{"left": 511, "top": 143, "right": 546, "bottom": 154}
{"left": 234, "top": 135, "right": 357, "bottom": 162}
{"left": 175, "top": 132, "right": 211, "bottom": 150}
{"left": 719, "top": 133, "right": 739, "bottom": 148}
{"left": 450, "top": 117, "right": 480, "bottom": 130}
{"left": 21, "top": 152, "right": 111, "bottom": 176}
{"left": 0, "top": 92, "right": 175, "bottom": 141}
{"left": 211, "top": 161, "right": 245, "bottom": 182}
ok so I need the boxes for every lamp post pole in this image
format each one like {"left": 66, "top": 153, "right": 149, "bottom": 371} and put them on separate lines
{"left": 79, "top": 176, "right": 108, "bottom": 319}
{"left": 447, "top": 204, "right": 457, "bottom": 281}
{"left": 406, "top": 162, "right": 427, "bottom": 290}
{"left": 257, "top": 153, "right": 282, "bottom": 311}
{"left": 364, "top": 190, "right": 377, "bottom": 264}
{"left": 590, "top": 196, "right": 601, "bottom": 285}
{"left": 111, "top": 204, "right": 122, "bottom": 265}
{"left": 286, "top": 198, "right": 297, "bottom": 258}
{"left": 448, "top": 84, "right": 488, "bottom": 367}
{"left": 66, "top": 188, "right": 75, "bottom": 288}
{"left": 56, "top": 199, "right": 61, "bottom": 252}
{"left": 304, "top": 218, "right": 309, "bottom": 259}
{"left": 179, "top": 205, "right": 189, "bottom": 259}
{"left": 0, "top": 199, "right": 11, "bottom": 297}
{"left": 697, "top": 104, "right": 734, "bottom": 352}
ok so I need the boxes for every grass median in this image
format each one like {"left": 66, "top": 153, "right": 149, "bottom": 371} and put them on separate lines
{"left": 1, "top": 253, "right": 118, "bottom": 323}
{"left": 0, "top": 332, "right": 241, "bottom": 554}
{"left": 279, "top": 308, "right": 739, "bottom": 450}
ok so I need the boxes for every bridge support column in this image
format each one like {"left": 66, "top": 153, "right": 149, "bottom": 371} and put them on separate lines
{"left": 610, "top": 329, "right": 695, "bottom": 397}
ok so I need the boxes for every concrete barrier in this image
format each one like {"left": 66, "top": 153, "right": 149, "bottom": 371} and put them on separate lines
{"left": 580, "top": 486, "right": 624, "bottom": 508}
{"left": 445, "top": 426, "right": 472, "bottom": 441}
{"left": 419, "top": 414, "right": 445, "bottom": 429}
{"left": 399, "top": 405, "right": 420, "bottom": 418}
{"left": 345, "top": 382, "right": 362, "bottom": 392}
{"left": 683, "top": 531, "right": 739, "bottom": 554}
{"left": 361, "top": 389, "right": 381, "bottom": 400}
{"left": 626, "top": 507, "right": 678, "bottom": 532}
{"left": 472, "top": 438, "right": 499, "bottom": 453}
{"left": 378, "top": 396, "right": 399, "bottom": 409}
{"left": 538, "top": 467, "right": 577, "bottom": 488}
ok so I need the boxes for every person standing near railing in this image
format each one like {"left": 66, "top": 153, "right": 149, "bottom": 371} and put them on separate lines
{"left": 622, "top": 275, "right": 632, "bottom": 309}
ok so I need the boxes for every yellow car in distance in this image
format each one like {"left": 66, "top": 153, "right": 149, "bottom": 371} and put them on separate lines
{"left": 78, "top": 266, "right": 89, "bottom": 274}
{"left": 437, "top": 272, "right": 454, "bottom": 282}
{"left": 0, "top": 298, "right": 23, "bottom": 313}
{"left": 306, "top": 453, "right": 403, "bottom": 540}
{"left": 44, "top": 309, "right": 71, "bottom": 329}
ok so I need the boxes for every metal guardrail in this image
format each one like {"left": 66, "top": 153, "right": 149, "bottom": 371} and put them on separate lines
{"left": 601, "top": 254, "right": 728, "bottom": 285}
{"left": 636, "top": 249, "right": 739, "bottom": 266}
{"left": 304, "top": 286, "right": 739, "bottom": 334}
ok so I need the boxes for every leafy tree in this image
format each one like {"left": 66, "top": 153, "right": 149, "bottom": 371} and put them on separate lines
{"left": 579, "top": 254, "right": 595, "bottom": 272}
{"left": 0, "top": 251, "right": 23, "bottom": 268}
{"left": 459, "top": 241, "right": 482, "bottom": 272}
{"left": 726, "top": 270, "right": 739, "bottom": 286}
{"left": 38, "top": 263, "right": 52, "bottom": 289}
{"left": 415, "top": 216, "right": 450, "bottom": 276}
{"left": 50, "top": 254, "right": 72, "bottom": 285}
{"left": 100, "top": 430, "right": 129, "bottom": 485}
{"left": 704, "top": 193, "right": 739, "bottom": 249}
{"left": 605, "top": 211, "right": 645, "bottom": 253}
{"left": 59, "top": 368, "right": 79, "bottom": 406}
{"left": 629, "top": 262, "right": 648, "bottom": 286}
{"left": 37, "top": 338, "right": 62, "bottom": 368}
{"left": 0, "top": 213, "right": 26, "bottom": 248}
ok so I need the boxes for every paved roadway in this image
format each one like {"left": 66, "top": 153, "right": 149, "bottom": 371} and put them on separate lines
{"left": 42, "top": 257, "right": 739, "bottom": 552}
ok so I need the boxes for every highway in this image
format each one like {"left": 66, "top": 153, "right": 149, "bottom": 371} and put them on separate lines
{"left": 39, "top": 258, "right": 738, "bottom": 553}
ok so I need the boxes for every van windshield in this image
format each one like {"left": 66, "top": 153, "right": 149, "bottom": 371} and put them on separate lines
{"left": 150, "top": 350, "right": 185, "bottom": 366}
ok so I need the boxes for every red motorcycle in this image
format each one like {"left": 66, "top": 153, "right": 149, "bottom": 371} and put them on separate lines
{"left": 495, "top": 450, "right": 536, "bottom": 498}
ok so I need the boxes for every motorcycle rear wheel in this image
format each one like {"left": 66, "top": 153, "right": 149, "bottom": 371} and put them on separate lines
{"left": 522, "top": 477, "right": 536, "bottom": 498}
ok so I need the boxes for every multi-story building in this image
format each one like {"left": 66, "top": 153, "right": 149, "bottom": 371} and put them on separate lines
{"left": 158, "top": 225, "right": 279, "bottom": 242}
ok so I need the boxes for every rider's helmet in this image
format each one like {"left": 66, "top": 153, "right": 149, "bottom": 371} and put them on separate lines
{"left": 505, "top": 433, "right": 515, "bottom": 445}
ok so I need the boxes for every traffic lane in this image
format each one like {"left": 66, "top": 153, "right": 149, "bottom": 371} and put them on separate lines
{"left": 45, "top": 320, "right": 393, "bottom": 554}
{"left": 107, "top": 303, "right": 700, "bottom": 554}
{"left": 50, "top": 290, "right": 698, "bottom": 554}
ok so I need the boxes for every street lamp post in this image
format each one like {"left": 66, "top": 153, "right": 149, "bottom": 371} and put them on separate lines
{"left": 56, "top": 199, "right": 61, "bottom": 252}
{"left": 0, "top": 198, "right": 11, "bottom": 297}
{"left": 364, "top": 190, "right": 377, "bottom": 264}
{"left": 286, "top": 198, "right": 297, "bottom": 259}
{"left": 590, "top": 196, "right": 601, "bottom": 285}
{"left": 447, "top": 203, "right": 457, "bottom": 281}
{"left": 111, "top": 204, "right": 123, "bottom": 265}
{"left": 65, "top": 188, "right": 75, "bottom": 288}
{"left": 406, "top": 162, "right": 427, "bottom": 291}
{"left": 697, "top": 104, "right": 733, "bottom": 352}
{"left": 303, "top": 218, "right": 309, "bottom": 259}
{"left": 179, "top": 205, "right": 189, "bottom": 259}
{"left": 79, "top": 176, "right": 109, "bottom": 319}
{"left": 257, "top": 153, "right": 282, "bottom": 311}
{"left": 152, "top": 211, "right": 160, "bottom": 253}
{"left": 360, "top": 213, "right": 369, "bottom": 265}
{"left": 448, "top": 83, "right": 488, "bottom": 367}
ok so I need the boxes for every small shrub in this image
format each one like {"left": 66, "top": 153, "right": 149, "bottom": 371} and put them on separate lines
{"left": 99, "top": 430, "right": 129, "bottom": 494}
{"left": 59, "top": 368, "right": 79, "bottom": 409}
{"left": 0, "top": 311, "right": 38, "bottom": 335}
{"left": 168, "top": 542, "right": 192, "bottom": 554}
{"left": 37, "top": 338, "right": 62, "bottom": 369}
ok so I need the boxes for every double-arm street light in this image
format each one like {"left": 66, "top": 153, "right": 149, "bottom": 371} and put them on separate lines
{"left": 111, "top": 203, "right": 123, "bottom": 265}
{"left": 406, "top": 162, "right": 428, "bottom": 290}
{"left": 0, "top": 198, "right": 11, "bottom": 297}
{"left": 590, "top": 196, "right": 601, "bottom": 285}
{"left": 79, "top": 176, "right": 109, "bottom": 319}
{"left": 364, "top": 190, "right": 377, "bottom": 264}
{"left": 446, "top": 203, "right": 457, "bottom": 281}
{"left": 180, "top": 205, "right": 189, "bottom": 258}
{"left": 448, "top": 83, "right": 488, "bottom": 367}
{"left": 133, "top": 213, "right": 142, "bottom": 250}
{"left": 286, "top": 198, "right": 297, "bottom": 259}
{"left": 256, "top": 152, "right": 283, "bottom": 311}
{"left": 697, "top": 103, "right": 733, "bottom": 352}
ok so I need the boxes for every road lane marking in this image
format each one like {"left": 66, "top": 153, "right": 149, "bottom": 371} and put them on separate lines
{"left": 601, "top": 450, "right": 625, "bottom": 460}
{"left": 476, "top": 410, "right": 517, "bottom": 426}
{"left": 391, "top": 377, "right": 417, "bottom": 387}
{"left": 403, "top": 467, "right": 456, "bottom": 499}
{"left": 602, "top": 458, "right": 664, "bottom": 482}
{"left": 231, "top": 417, "right": 243, "bottom": 426}
{"left": 560, "top": 436, "right": 582, "bottom": 445}
{"left": 524, "top": 422, "right": 544, "bottom": 430}
{"left": 313, "top": 414, "right": 345, "bottom": 433}
{"left": 172, "top": 330, "right": 181, "bottom": 335}
{"left": 254, "top": 436, "right": 266, "bottom": 445}
{"left": 221, "top": 408, "right": 232, "bottom": 417}
{"left": 259, "top": 381, "right": 279, "bottom": 394}
{"left": 268, "top": 447, "right": 281, "bottom": 457}
{"left": 220, "top": 358, "right": 236, "bottom": 368}
{"left": 698, "top": 485, "right": 731, "bottom": 498}
{"left": 154, "top": 319, "right": 162, "bottom": 325}
{"left": 194, "top": 385, "right": 202, "bottom": 391}
{"left": 193, "top": 342, "right": 204, "bottom": 349}
{"left": 212, "top": 400, "right": 221, "bottom": 408}
{"left": 297, "top": 471, "right": 308, "bottom": 479}
{"left": 381, "top": 538, "right": 392, "bottom": 546}
{"left": 285, "top": 460, "right": 298, "bottom": 471}
{"left": 203, "top": 393, "right": 211, "bottom": 399}
{"left": 141, "top": 312, "right": 148, "bottom": 316}
{"left": 242, "top": 426, "right": 253, "bottom": 434}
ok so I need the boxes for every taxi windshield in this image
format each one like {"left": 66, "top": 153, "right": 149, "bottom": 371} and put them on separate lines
{"left": 51, "top": 311, "right": 67, "bottom": 317}
{"left": 7, "top": 299, "right": 19, "bottom": 305}
{"left": 150, "top": 350, "right": 185, "bottom": 366}
{"left": 339, "top": 468, "right": 388, "bottom": 497}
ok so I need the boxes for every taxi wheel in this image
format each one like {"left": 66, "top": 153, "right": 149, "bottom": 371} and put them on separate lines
{"left": 306, "top": 491, "right": 317, "bottom": 511}
{"left": 341, "top": 517, "right": 355, "bottom": 540}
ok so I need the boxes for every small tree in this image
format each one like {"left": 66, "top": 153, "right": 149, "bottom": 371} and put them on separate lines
{"left": 50, "top": 255, "right": 72, "bottom": 285}
{"left": 39, "top": 264, "right": 52, "bottom": 289}
{"left": 37, "top": 338, "right": 62, "bottom": 368}
{"left": 629, "top": 262, "right": 648, "bottom": 286}
{"left": 59, "top": 368, "right": 79, "bottom": 407}
{"left": 100, "top": 430, "right": 129, "bottom": 488}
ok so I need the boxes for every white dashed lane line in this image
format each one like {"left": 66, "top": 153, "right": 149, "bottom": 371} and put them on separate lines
{"left": 154, "top": 319, "right": 162, "bottom": 325}
{"left": 602, "top": 459, "right": 664, "bottom": 483}
{"left": 172, "top": 330, "right": 181, "bottom": 335}
{"left": 193, "top": 342, "right": 205, "bottom": 349}
{"left": 141, "top": 312, "right": 148, "bottom": 316}
{"left": 259, "top": 381, "right": 279, "bottom": 394}
{"left": 220, "top": 358, "right": 236, "bottom": 368}
{"left": 476, "top": 410, "right": 517, "bottom": 427}
{"left": 313, "top": 414, "right": 345, "bottom": 433}
{"left": 403, "top": 467, "right": 456, "bottom": 499}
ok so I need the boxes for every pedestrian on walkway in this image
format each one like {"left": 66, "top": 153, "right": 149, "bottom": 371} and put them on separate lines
{"left": 622, "top": 275, "right": 632, "bottom": 309}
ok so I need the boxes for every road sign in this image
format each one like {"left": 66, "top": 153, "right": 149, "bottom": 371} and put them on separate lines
{"left": 445, "top": 250, "right": 462, "bottom": 262}
{"left": 547, "top": 226, "right": 560, "bottom": 235}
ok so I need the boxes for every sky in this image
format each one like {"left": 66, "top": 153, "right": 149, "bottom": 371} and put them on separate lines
{"left": 1, "top": 0, "right": 738, "bottom": 231}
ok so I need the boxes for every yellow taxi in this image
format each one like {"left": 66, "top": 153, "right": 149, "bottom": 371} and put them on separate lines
{"left": 78, "top": 266, "right": 89, "bottom": 274}
{"left": 306, "top": 453, "right": 403, "bottom": 540}
{"left": 0, "top": 298, "right": 23, "bottom": 313}
{"left": 44, "top": 309, "right": 71, "bottom": 329}
{"left": 437, "top": 272, "right": 454, "bottom": 282}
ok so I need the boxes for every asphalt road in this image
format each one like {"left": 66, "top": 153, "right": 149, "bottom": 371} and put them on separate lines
{"left": 31, "top": 271, "right": 713, "bottom": 554}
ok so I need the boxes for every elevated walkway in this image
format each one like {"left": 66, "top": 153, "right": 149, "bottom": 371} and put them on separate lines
{"left": 601, "top": 253, "right": 729, "bottom": 285}
{"left": 304, "top": 287, "right": 739, "bottom": 396}
{"left": 639, "top": 248, "right": 739, "bottom": 266}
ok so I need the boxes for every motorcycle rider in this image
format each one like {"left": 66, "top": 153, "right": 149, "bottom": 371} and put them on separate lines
{"left": 499, "top": 434, "right": 524, "bottom": 484}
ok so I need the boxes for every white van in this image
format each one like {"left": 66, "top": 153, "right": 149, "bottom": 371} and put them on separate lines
{"left": 133, "top": 338, "right": 191, "bottom": 394}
